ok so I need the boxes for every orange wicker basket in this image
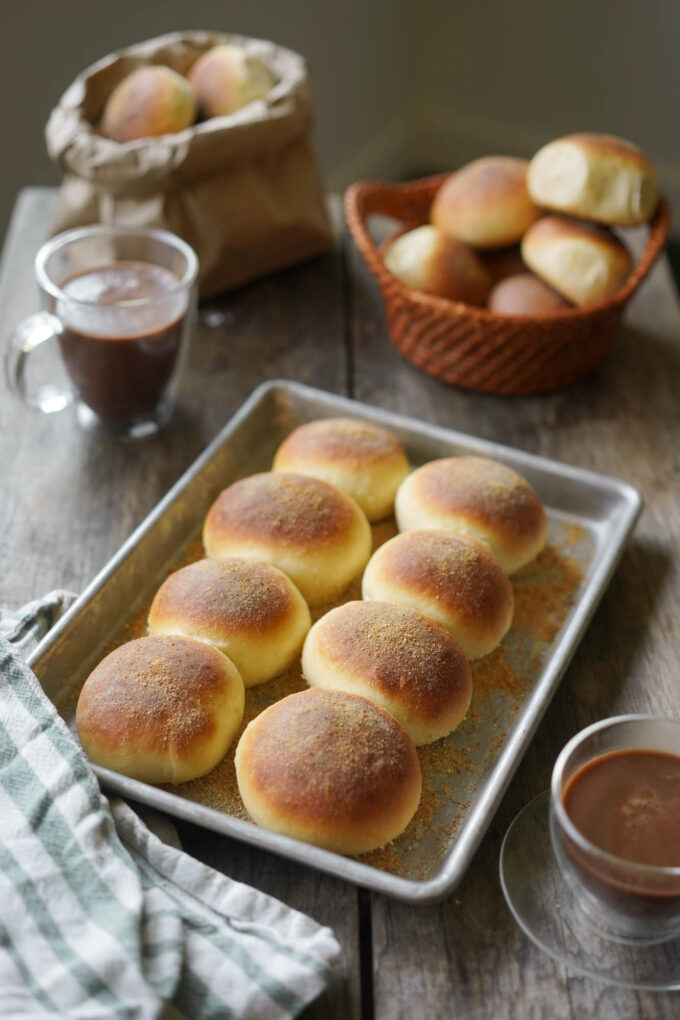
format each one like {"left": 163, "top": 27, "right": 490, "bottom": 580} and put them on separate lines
{"left": 344, "top": 174, "right": 671, "bottom": 394}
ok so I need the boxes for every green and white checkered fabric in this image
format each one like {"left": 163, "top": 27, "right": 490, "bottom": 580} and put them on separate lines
{"left": 0, "top": 594, "right": 340, "bottom": 1019}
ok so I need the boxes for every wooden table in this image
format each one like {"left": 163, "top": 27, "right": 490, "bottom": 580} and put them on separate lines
{"left": 2, "top": 188, "right": 679, "bottom": 1019}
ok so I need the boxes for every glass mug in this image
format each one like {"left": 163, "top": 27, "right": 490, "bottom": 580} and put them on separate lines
{"left": 550, "top": 715, "right": 680, "bottom": 944}
{"left": 6, "top": 226, "right": 198, "bottom": 438}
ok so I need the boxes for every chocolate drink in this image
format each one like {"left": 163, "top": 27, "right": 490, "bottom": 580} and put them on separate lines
{"left": 58, "top": 261, "right": 187, "bottom": 422}
{"left": 562, "top": 749, "right": 680, "bottom": 923}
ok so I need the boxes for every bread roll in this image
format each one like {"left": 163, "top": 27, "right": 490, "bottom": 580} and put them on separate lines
{"left": 188, "top": 44, "right": 275, "bottom": 118}
{"left": 431, "top": 158, "right": 542, "bottom": 249}
{"left": 76, "top": 635, "right": 244, "bottom": 784}
{"left": 235, "top": 688, "right": 422, "bottom": 854}
{"left": 395, "top": 456, "right": 547, "bottom": 574}
{"left": 273, "top": 417, "right": 410, "bottom": 521}
{"left": 527, "top": 133, "right": 658, "bottom": 226}
{"left": 521, "top": 215, "right": 631, "bottom": 306}
{"left": 203, "top": 472, "right": 372, "bottom": 606}
{"left": 302, "top": 600, "right": 472, "bottom": 745}
{"left": 383, "top": 225, "right": 490, "bottom": 305}
{"left": 362, "top": 530, "right": 514, "bottom": 660}
{"left": 148, "top": 557, "right": 311, "bottom": 687}
{"left": 488, "top": 273, "right": 571, "bottom": 316}
{"left": 101, "top": 66, "right": 197, "bottom": 142}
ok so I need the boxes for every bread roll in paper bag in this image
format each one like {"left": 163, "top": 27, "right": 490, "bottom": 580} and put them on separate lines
{"left": 46, "top": 31, "right": 333, "bottom": 298}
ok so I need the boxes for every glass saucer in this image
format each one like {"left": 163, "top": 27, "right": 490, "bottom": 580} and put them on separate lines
{"left": 499, "top": 790, "right": 680, "bottom": 990}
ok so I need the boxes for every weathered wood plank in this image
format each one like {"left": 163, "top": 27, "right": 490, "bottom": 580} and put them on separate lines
{"left": 346, "top": 209, "right": 680, "bottom": 1018}
{"left": 0, "top": 190, "right": 347, "bottom": 606}
{"left": 4, "top": 187, "right": 680, "bottom": 1019}
{"left": 0, "top": 188, "right": 362, "bottom": 1020}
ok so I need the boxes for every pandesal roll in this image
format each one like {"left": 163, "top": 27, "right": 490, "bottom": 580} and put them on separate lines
{"left": 383, "top": 225, "right": 490, "bottom": 305}
{"left": 273, "top": 417, "right": 410, "bottom": 521}
{"left": 235, "top": 688, "right": 422, "bottom": 854}
{"left": 487, "top": 273, "right": 571, "bottom": 316}
{"left": 302, "top": 600, "right": 472, "bottom": 745}
{"left": 431, "top": 157, "right": 542, "bottom": 249}
{"left": 148, "top": 557, "right": 311, "bottom": 687}
{"left": 362, "top": 530, "right": 514, "bottom": 660}
{"left": 395, "top": 456, "right": 547, "bottom": 574}
{"left": 203, "top": 472, "right": 372, "bottom": 606}
{"left": 521, "top": 215, "right": 632, "bottom": 306}
{"left": 187, "top": 43, "right": 275, "bottom": 119}
{"left": 76, "top": 635, "right": 244, "bottom": 785}
{"left": 527, "top": 133, "right": 659, "bottom": 226}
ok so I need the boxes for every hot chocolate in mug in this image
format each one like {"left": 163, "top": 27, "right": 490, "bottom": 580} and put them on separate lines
{"left": 6, "top": 225, "right": 198, "bottom": 438}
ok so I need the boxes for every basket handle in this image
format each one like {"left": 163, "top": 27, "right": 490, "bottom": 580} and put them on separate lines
{"left": 619, "top": 196, "right": 671, "bottom": 298}
{"left": 344, "top": 175, "right": 447, "bottom": 278}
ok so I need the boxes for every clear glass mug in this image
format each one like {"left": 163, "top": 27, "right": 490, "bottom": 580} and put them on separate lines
{"left": 6, "top": 225, "right": 198, "bottom": 439}
{"left": 550, "top": 715, "right": 680, "bottom": 944}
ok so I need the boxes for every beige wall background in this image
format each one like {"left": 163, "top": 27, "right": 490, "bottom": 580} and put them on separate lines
{"left": 0, "top": 0, "right": 677, "bottom": 239}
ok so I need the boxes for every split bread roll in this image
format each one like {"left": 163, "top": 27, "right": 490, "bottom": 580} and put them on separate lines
{"left": 76, "top": 635, "right": 244, "bottom": 784}
{"left": 148, "top": 557, "right": 311, "bottom": 687}
{"left": 302, "top": 600, "right": 472, "bottom": 745}
{"left": 487, "top": 273, "right": 571, "bottom": 316}
{"left": 395, "top": 456, "right": 547, "bottom": 574}
{"left": 431, "top": 157, "right": 542, "bottom": 249}
{"left": 273, "top": 417, "right": 410, "bottom": 522}
{"left": 362, "top": 530, "right": 514, "bottom": 660}
{"left": 203, "top": 472, "right": 371, "bottom": 606}
{"left": 521, "top": 216, "right": 632, "bottom": 306}
{"left": 383, "top": 225, "right": 490, "bottom": 305}
{"left": 235, "top": 688, "right": 422, "bottom": 854}
{"left": 527, "top": 133, "right": 659, "bottom": 226}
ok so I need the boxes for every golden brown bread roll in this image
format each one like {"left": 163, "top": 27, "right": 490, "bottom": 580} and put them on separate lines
{"left": 272, "top": 417, "right": 410, "bottom": 521}
{"left": 188, "top": 44, "right": 275, "bottom": 118}
{"left": 395, "top": 456, "right": 547, "bottom": 574}
{"left": 101, "top": 66, "right": 197, "bottom": 142}
{"left": 235, "top": 688, "right": 422, "bottom": 854}
{"left": 76, "top": 635, "right": 244, "bottom": 784}
{"left": 383, "top": 225, "right": 490, "bottom": 305}
{"left": 527, "top": 133, "right": 659, "bottom": 226}
{"left": 521, "top": 215, "right": 632, "bottom": 306}
{"left": 202, "top": 472, "right": 371, "bottom": 606}
{"left": 362, "top": 530, "right": 514, "bottom": 660}
{"left": 147, "top": 557, "right": 311, "bottom": 687}
{"left": 431, "top": 158, "right": 542, "bottom": 249}
{"left": 301, "top": 600, "right": 472, "bottom": 745}
{"left": 487, "top": 273, "right": 571, "bottom": 316}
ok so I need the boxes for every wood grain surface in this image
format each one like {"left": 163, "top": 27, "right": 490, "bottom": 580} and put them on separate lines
{"left": 1, "top": 188, "right": 679, "bottom": 1019}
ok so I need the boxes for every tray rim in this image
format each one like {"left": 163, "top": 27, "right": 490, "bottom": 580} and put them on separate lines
{"left": 29, "top": 379, "right": 643, "bottom": 904}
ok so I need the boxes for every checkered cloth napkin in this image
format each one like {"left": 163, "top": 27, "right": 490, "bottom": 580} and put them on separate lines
{"left": 0, "top": 592, "right": 340, "bottom": 1019}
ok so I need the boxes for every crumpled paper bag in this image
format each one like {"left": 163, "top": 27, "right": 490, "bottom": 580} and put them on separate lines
{"left": 46, "top": 30, "right": 333, "bottom": 298}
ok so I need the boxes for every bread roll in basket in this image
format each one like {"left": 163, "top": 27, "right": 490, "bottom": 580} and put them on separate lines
{"left": 344, "top": 174, "right": 670, "bottom": 395}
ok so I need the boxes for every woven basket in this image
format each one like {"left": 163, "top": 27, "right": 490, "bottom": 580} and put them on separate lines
{"left": 345, "top": 174, "right": 671, "bottom": 394}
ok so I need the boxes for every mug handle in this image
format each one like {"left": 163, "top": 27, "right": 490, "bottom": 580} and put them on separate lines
{"left": 5, "top": 311, "right": 74, "bottom": 413}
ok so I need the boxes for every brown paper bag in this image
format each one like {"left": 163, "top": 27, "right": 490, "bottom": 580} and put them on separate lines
{"left": 45, "top": 31, "right": 333, "bottom": 298}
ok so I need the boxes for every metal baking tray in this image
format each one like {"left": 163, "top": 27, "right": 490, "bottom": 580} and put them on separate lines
{"left": 30, "top": 380, "right": 641, "bottom": 904}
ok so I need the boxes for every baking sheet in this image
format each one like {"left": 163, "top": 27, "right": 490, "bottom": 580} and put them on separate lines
{"left": 30, "top": 380, "right": 642, "bottom": 903}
